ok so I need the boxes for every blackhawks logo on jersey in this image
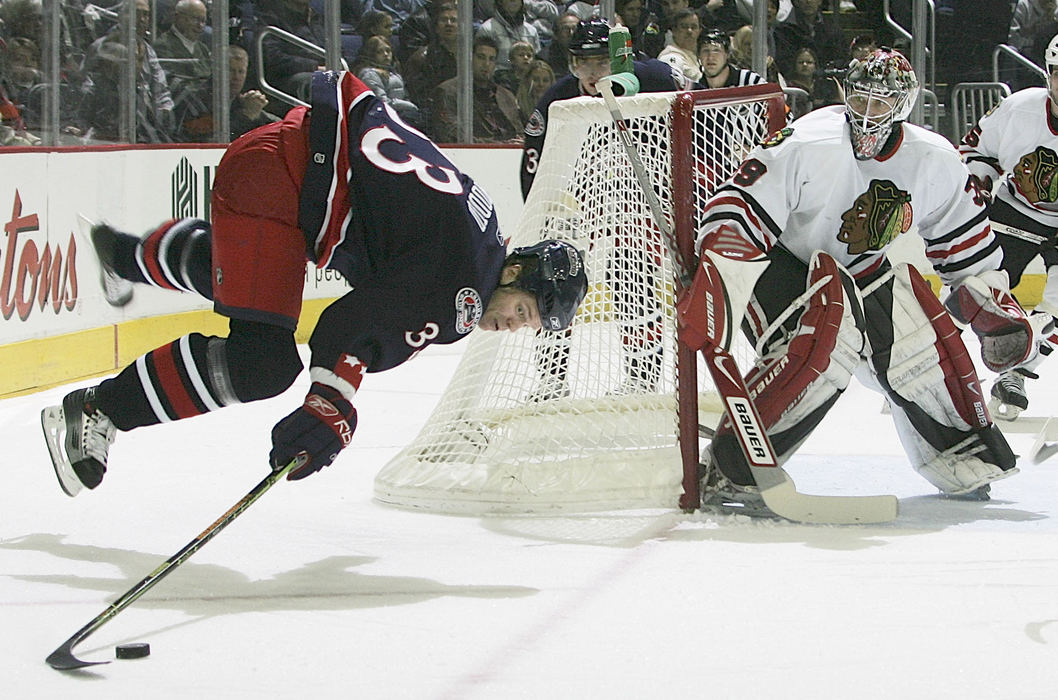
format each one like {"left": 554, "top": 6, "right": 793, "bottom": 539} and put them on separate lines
{"left": 1013, "top": 146, "right": 1058, "bottom": 204}
{"left": 761, "top": 127, "right": 793, "bottom": 149}
{"left": 838, "top": 179, "right": 913, "bottom": 254}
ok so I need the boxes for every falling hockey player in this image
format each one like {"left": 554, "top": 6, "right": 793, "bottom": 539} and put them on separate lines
{"left": 41, "top": 70, "right": 588, "bottom": 496}
{"left": 677, "top": 49, "right": 1047, "bottom": 513}
{"left": 958, "top": 32, "right": 1058, "bottom": 420}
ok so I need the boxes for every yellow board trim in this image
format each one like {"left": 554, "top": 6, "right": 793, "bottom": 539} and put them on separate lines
{"left": 1, "top": 274, "right": 1049, "bottom": 400}
{"left": 0, "top": 298, "right": 334, "bottom": 398}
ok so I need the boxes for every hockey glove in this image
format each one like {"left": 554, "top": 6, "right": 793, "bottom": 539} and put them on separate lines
{"left": 944, "top": 270, "right": 1041, "bottom": 373}
{"left": 270, "top": 383, "right": 356, "bottom": 480}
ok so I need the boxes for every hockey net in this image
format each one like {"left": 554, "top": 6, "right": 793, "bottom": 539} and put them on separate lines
{"left": 375, "top": 85, "right": 787, "bottom": 513}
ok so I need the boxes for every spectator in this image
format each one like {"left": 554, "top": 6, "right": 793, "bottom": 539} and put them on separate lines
{"left": 784, "top": 44, "right": 838, "bottom": 110}
{"left": 494, "top": 39, "right": 535, "bottom": 93}
{"left": 77, "top": 31, "right": 175, "bottom": 143}
{"left": 657, "top": 8, "right": 702, "bottom": 85}
{"left": 640, "top": 0, "right": 694, "bottom": 59}
{"left": 615, "top": 0, "right": 662, "bottom": 60}
{"left": 698, "top": 27, "right": 765, "bottom": 88}
{"left": 404, "top": 0, "right": 457, "bottom": 125}
{"left": 475, "top": 0, "right": 560, "bottom": 45}
{"left": 1, "top": 79, "right": 40, "bottom": 144}
{"left": 515, "top": 57, "right": 553, "bottom": 123}
{"left": 395, "top": 0, "right": 436, "bottom": 67}
{"left": 541, "top": 11, "right": 579, "bottom": 76}
{"left": 354, "top": 35, "right": 422, "bottom": 127}
{"left": 1, "top": 36, "right": 43, "bottom": 128}
{"left": 258, "top": 0, "right": 329, "bottom": 104}
{"left": 1, "top": 0, "right": 86, "bottom": 96}
{"left": 699, "top": 0, "right": 748, "bottom": 34}
{"left": 476, "top": 0, "right": 541, "bottom": 69}
{"left": 432, "top": 34, "right": 522, "bottom": 143}
{"left": 154, "top": 0, "right": 211, "bottom": 82}
{"left": 362, "top": 0, "right": 426, "bottom": 35}
{"left": 229, "top": 44, "right": 278, "bottom": 140}
{"left": 1008, "top": 0, "right": 1058, "bottom": 88}
{"left": 773, "top": 0, "right": 846, "bottom": 80}
{"left": 358, "top": 9, "right": 396, "bottom": 46}
{"left": 849, "top": 32, "right": 877, "bottom": 61}
{"left": 729, "top": 24, "right": 779, "bottom": 82}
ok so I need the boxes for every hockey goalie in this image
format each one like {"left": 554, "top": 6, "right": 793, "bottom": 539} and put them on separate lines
{"left": 677, "top": 48, "right": 1042, "bottom": 514}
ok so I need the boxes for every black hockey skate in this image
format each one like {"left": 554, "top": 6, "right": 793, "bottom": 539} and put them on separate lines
{"left": 82, "top": 217, "right": 134, "bottom": 307}
{"left": 40, "top": 387, "right": 116, "bottom": 497}
{"left": 698, "top": 457, "right": 777, "bottom": 519}
{"left": 989, "top": 369, "right": 1031, "bottom": 421}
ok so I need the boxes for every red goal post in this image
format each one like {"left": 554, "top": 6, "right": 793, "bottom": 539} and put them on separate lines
{"left": 374, "top": 84, "right": 788, "bottom": 514}
{"left": 670, "top": 85, "right": 787, "bottom": 510}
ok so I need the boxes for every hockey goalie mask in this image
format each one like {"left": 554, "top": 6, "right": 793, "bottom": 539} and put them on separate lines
{"left": 1045, "top": 34, "right": 1058, "bottom": 109}
{"left": 509, "top": 240, "right": 588, "bottom": 331}
{"left": 843, "top": 48, "right": 919, "bottom": 160}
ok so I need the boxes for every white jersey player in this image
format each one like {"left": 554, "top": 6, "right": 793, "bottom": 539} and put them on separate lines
{"left": 958, "top": 33, "right": 1058, "bottom": 419}
{"left": 677, "top": 48, "right": 1039, "bottom": 511}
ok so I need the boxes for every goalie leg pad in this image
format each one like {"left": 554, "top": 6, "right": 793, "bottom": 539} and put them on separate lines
{"left": 891, "top": 407, "right": 1018, "bottom": 494}
{"left": 861, "top": 263, "right": 1018, "bottom": 491}
{"left": 710, "top": 252, "right": 865, "bottom": 485}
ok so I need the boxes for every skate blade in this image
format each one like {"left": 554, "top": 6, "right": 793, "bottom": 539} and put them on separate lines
{"left": 988, "top": 397, "right": 1024, "bottom": 422}
{"left": 40, "top": 406, "right": 83, "bottom": 497}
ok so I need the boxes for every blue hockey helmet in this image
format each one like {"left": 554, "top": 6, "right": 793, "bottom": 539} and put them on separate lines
{"left": 509, "top": 240, "right": 588, "bottom": 331}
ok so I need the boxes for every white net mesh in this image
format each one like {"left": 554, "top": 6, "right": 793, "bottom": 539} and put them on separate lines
{"left": 375, "top": 87, "right": 783, "bottom": 513}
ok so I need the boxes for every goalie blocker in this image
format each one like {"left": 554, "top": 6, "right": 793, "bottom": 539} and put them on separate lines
{"left": 681, "top": 245, "right": 1018, "bottom": 500}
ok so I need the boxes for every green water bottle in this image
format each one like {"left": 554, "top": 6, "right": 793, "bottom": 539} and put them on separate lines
{"left": 609, "top": 24, "right": 634, "bottom": 75}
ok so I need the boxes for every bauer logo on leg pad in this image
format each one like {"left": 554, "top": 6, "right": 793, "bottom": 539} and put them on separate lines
{"left": 725, "top": 396, "right": 777, "bottom": 466}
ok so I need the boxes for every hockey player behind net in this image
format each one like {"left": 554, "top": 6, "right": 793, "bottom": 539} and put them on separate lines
{"left": 519, "top": 18, "right": 686, "bottom": 400}
{"left": 40, "top": 70, "right": 588, "bottom": 497}
{"left": 957, "top": 32, "right": 1058, "bottom": 420}
{"left": 678, "top": 48, "right": 1039, "bottom": 513}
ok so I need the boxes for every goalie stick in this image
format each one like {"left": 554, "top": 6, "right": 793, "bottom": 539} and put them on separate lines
{"left": 597, "top": 78, "right": 897, "bottom": 524}
{"left": 44, "top": 455, "right": 306, "bottom": 671}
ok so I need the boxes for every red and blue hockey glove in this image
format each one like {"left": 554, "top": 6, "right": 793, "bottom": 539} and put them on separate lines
{"left": 270, "top": 383, "right": 356, "bottom": 480}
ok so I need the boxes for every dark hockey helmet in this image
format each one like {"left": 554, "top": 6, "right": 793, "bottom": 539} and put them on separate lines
{"left": 569, "top": 18, "right": 610, "bottom": 57}
{"left": 510, "top": 240, "right": 588, "bottom": 331}
{"left": 699, "top": 28, "right": 728, "bottom": 52}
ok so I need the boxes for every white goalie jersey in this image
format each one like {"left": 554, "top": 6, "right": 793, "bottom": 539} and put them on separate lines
{"left": 959, "top": 86, "right": 1058, "bottom": 225}
{"left": 698, "top": 106, "right": 1003, "bottom": 285}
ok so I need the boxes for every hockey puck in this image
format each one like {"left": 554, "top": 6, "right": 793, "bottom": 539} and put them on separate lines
{"left": 115, "top": 643, "right": 151, "bottom": 659}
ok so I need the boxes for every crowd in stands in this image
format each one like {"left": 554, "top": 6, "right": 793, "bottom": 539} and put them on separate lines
{"left": 0, "top": 0, "right": 1050, "bottom": 147}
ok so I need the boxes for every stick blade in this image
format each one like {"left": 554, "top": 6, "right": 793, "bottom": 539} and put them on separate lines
{"left": 759, "top": 477, "right": 899, "bottom": 525}
{"left": 1030, "top": 418, "right": 1058, "bottom": 465}
{"left": 46, "top": 640, "right": 109, "bottom": 671}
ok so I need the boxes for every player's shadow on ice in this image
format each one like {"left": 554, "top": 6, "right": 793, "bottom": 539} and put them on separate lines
{"left": 2, "top": 532, "right": 537, "bottom": 616}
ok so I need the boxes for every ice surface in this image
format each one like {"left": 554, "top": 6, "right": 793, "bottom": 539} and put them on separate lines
{"left": 3, "top": 341, "right": 1058, "bottom": 698}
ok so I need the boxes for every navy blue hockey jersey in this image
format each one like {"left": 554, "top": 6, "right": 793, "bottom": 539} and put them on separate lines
{"left": 299, "top": 71, "right": 507, "bottom": 374}
{"left": 519, "top": 59, "right": 682, "bottom": 199}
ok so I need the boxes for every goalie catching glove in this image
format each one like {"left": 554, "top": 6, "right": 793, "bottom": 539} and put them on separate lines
{"left": 270, "top": 382, "right": 357, "bottom": 480}
{"left": 943, "top": 270, "right": 1049, "bottom": 373}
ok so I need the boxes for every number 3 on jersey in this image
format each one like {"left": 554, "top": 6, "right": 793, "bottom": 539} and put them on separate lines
{"left": 405, "top": 322, "right": 440, "bottom": 349}
{"left": 362, "top": 122, "right": 464, "bottom": 195}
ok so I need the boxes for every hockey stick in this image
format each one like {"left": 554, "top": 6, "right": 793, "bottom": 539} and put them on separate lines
{"left": 45, "top": 455, "right": 306, "bottom": 671}
{"left": 1031, "top": 417, "right": 1058, "bottom": 464}
{"left": 597, "top": 79, "right": 897, "bottom": 524}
